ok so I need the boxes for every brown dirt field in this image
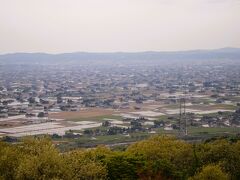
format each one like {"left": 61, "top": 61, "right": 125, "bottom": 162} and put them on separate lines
{"left": 0, "top": 119, "right": 28, "bottom": 128}
{"left": 49, "top": 108, "right": 115, "bottom": 119}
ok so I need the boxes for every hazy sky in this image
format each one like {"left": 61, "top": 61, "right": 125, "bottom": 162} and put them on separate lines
{"left": 0, "top": 0, "right": 240, "bottom": 53}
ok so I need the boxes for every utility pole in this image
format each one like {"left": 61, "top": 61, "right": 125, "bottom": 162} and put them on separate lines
{"left": 183, "top": 98, "right": 188, "bottom": 136}
{"left": 179, "top": 98, "right": 182, "bottom": 134}
{"left": 179, "top": 97, "right": 188, "bottom": 136}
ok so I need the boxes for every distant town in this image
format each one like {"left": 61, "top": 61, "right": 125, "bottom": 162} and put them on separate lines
{"left": 0, "top": 50, "right": 240, "bottom": 147}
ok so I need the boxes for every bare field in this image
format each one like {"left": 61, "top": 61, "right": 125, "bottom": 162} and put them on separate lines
{"left": 130, "top": 111, "right": 165, "bottom": 117}
{"left": 49, "top": 108, "right": 115, "bottom": 120}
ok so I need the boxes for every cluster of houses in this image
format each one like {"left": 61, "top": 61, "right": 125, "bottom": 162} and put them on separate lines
{"left": 0, "top": 62, "right": 239, "bottom": 135}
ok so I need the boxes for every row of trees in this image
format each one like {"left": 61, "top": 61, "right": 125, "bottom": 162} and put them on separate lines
{"left": 0, "top": 135, "right": 239, "bottom": 179}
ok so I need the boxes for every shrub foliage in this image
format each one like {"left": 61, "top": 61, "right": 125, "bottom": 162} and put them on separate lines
{"left": 0, "top": 135, "right": 239, "bottom": 180}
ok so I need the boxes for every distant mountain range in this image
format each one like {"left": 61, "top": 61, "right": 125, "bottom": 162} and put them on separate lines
{"left": 0, "top": 47, "right": 239, "bottom": 65}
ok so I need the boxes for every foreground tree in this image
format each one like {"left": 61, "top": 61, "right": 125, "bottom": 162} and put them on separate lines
{"left": 15, "top": 137, "right": 69, "bottom": 180}
{"left": 127, "top": 136, "right": 195, "bottom": 179}
{"left": 0, "top": 135, "right": 239, "bottom": 180}
{"left": 65, "top": 149, "right": 107, "bottom": 180}
{"left": 0, "top": 142, "right": 21, "bottom": 180}
{"left": 189, "top": 164, "right": 229, "bottom": 180}
{"left": 196, "top": 139, "right": 240, "bottom": 179}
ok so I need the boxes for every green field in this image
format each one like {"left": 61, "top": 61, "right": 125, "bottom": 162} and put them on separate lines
{"left": 56, "top": 126, "right": 240, "bottom": 151}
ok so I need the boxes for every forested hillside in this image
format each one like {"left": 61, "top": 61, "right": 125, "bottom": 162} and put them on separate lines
{"left": 0, "top": 136, "right": 239, "bottom": 180}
